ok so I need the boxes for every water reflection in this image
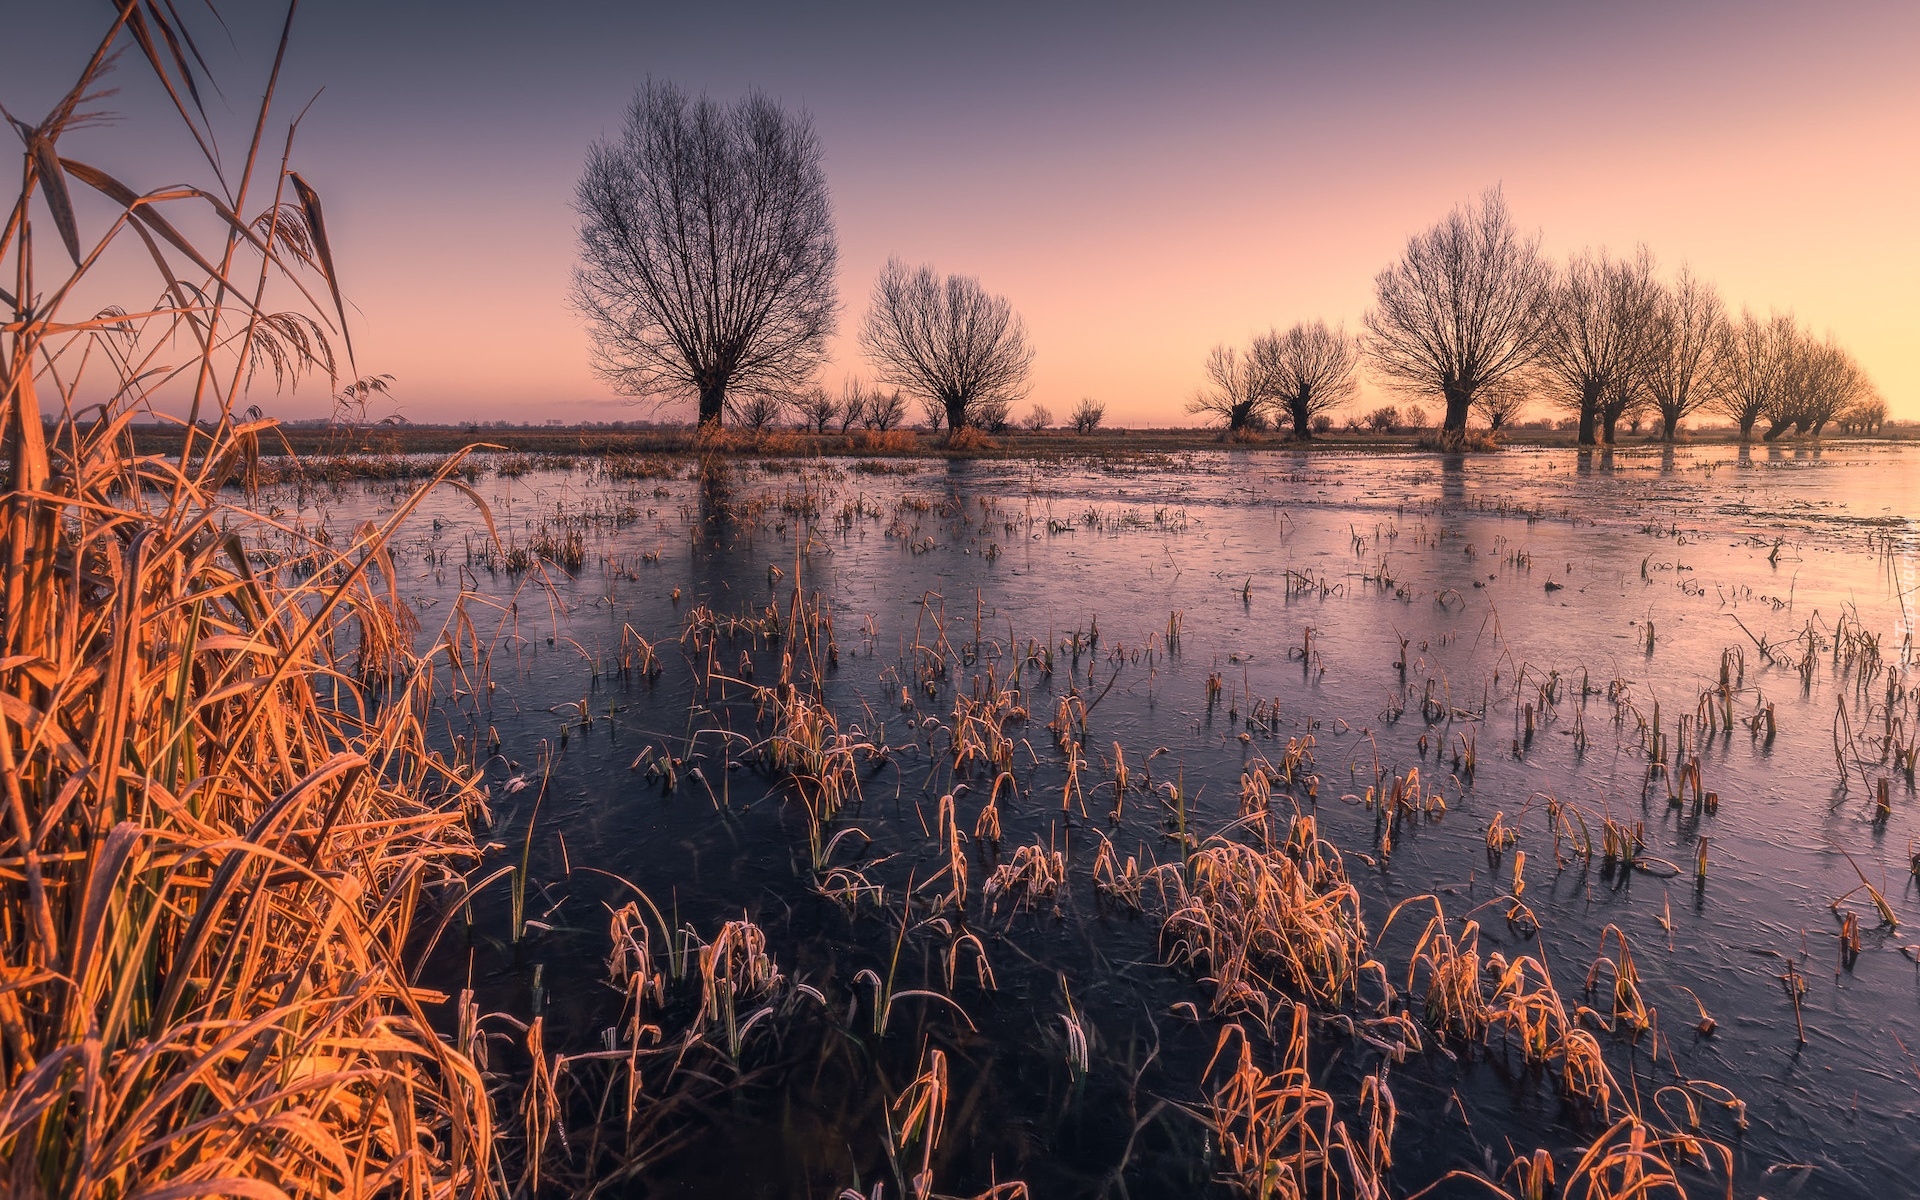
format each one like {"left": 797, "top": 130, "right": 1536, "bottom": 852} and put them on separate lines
{"left": 349, "top": 442, "right": 1920, "bottom": 1199}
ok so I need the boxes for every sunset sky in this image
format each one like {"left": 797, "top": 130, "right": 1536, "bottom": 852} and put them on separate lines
{"left": 7, "top": 1, "right": 1916, "bottom": 425}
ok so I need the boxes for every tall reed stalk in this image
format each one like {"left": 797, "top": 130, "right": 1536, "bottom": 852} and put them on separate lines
{"left": 1, "top": 5, "right": 491, "bottom": 1196}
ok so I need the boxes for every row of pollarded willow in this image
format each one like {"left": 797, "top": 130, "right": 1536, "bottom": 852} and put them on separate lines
{"left": 572, "top": 85, "right": 1881, "bottom": 444}
{"left": 1, "top": 5, "right": 492, "bottom": 1197}
{"left": 1364, "top": 190, "right": 1880, "bottom": 444}
{"left": 1204, "top": 189, "right": 1881, "bottom": 445}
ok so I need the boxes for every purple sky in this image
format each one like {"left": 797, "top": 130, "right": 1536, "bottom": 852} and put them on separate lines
{"left": 7, "top": 1, "right": 1915, "bottom": 425}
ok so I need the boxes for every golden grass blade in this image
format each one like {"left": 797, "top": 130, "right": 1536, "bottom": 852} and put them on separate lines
{"left": 28, "top": 135, "right": 82, "bottom": 266}
{"left": 286, "top": 172, "right": 352, "bottom": 370}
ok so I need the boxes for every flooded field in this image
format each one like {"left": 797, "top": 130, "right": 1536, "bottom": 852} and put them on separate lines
{"left": 315, "top": 441, "right": 1919, "bottom": 1198}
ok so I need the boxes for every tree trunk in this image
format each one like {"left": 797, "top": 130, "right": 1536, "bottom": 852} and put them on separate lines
{"left": 1762, "top": 419, "right": 1790, "bottom": 441}
{"left": 1442, "top": 385, "right": 1471, "bottom": 434}
{"left": 1738, "top": 415, "right": 1757, "bottom": 441}
{"left": 698, "top": 380, "right": 726, "bottom": 426}
{"left": 1290, "top": 392, "right": 1312, "bottom": 440}
{"left": 1576, "top": 383, "right": 1600, "bottom": 446}
{"left": 1601, "top": 403, "right": 1623, "bottom": 445}
{"left": 945, "top": 396, "right": 969, "bottom": 431}
{"left": 1660, "top": 412, "right": 1678, "bottom": 442}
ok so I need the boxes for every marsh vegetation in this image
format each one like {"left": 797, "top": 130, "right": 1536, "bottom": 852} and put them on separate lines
{"left": 5, "top": 8, "right": 1915, "bottom": 1200}
{"left": 274, "top": 441, "right": 1920, "bottom": 1198}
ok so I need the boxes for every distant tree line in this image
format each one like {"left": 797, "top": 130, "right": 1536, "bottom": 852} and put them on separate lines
{"left": 573, "top": 87, "right": 1881, "bottom": 443}
{"left": 1198, "top": 189, "right": 1882, "bottom": 444}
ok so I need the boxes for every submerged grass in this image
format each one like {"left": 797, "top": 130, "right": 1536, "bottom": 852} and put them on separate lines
{"left": 1162, "top": 818, "right": 1369, "bottom": 1020}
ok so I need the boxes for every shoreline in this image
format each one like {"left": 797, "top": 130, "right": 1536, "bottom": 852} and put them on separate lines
{"left": 121, "top": 421, "right": 1918, "bottom": 463}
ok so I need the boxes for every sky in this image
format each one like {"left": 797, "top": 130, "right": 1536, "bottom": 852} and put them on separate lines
{"left": 5, "top": 0, "right": 1917, "bottom": 426}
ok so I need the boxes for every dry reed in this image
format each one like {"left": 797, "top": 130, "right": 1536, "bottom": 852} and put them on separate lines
{"left": 1, "top": 6, "right": 492, "bottom": 1196}
{"left": 1161, "top": 817, "right": 1368, "bottom": 1018}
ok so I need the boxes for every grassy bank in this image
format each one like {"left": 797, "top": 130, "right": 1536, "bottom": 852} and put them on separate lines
{"left": 127, "top": 419, "right": 1918, "bottom": 465}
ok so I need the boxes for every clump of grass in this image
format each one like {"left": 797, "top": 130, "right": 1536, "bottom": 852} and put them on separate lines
{"left": 982, "top": 839, "right": 1068, "bottom": 917}
{"left": 1200, "top": 1009, "right": 1393, "bottom": 1198}
{"left": 1378, "top": 897, "right": 1620, "bottom": 1115}
{"left": 504, "top": 885, "right": 832, "bottom": 1193}
{"left": 950, "top": 677, "right": 1023, "bottom": 777}
{"left": 1412, "top": 427, "right": 1503, "bottom": 452}
{"left": 1161, "top": 818, "right": 1368, "bottom": 1017}
{"left": 1421, "top": 1114, "right": 1730, "bottom": 1200}
{"left": 852, "top": 457, "right": 921, "bottom": 475}
{"left": 1091, "top": 833, "right": 1152, "bottom": 911}
{"left": 696, "top": 917, "right": 785, "bottom": 1057}
{"left": 1587, "top": 925, "right": 1653, "bottom": 1034}
{"left": 601, "top": 452, "right": 680, "bottom": 479}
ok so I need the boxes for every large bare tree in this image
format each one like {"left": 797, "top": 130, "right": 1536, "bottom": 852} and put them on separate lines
{"left": 1186, "top": 343, "right": 1275, "bottom": 432}
{"left": 1539, "top": 246, "right": 1659, "bottom": 445}
{"left": 573, "top": 81, "right": 838, "bottom": 426}
{"left": 1712, "top": 310, "right": 1791, "bottom": 440}
{"left": 1252, "top": 321, "right": 1360, "bottom": 439}
{"left": 1597, "top": 374, "right": 1652, "bottom": 443}
{"left": 860, "top": 259, "right": 1034, "bottom": 434}
{"left": 1364, "top": 188, "right": 1552, "bottom": 436}
{"left": 1643, "top": 268, "right": 1725, "bottom": 441}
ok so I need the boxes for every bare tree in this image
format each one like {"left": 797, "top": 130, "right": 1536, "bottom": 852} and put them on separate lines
{"left": 1019, "top": 403, "right": 1053, "bottom": 431}
{"left": 573, "top": 81, "right": 838, "bottom": 426}
{"left": 793, "top": 386, "right": 839, "bottom": 432}
{"left": 1597, "top": 374, "right": 1652, "bottom": 444}
{"left": 1712, "top": 310, "right": 1791, "bottom": 440}
{"left": 976, "top": 397, "right": 1014, "bottom": 434}
{"left": 1765, "top": 332, "right": 1867, "bottom": 439}
{"left": 729, "top": 390, "right": 788, "bottom": 431}
{"left": 1760, "top": 330, "right": 1813, "bottom": 440}
{"left": 1472, "top": 372, "right": 1534, "bottom": 431}
{"left": 1187, "top": 343, "right": 1275, "bottom": 432}
{"left": 1365, "top": 405, "right": 1399, "bottom": 433}
{"left": 1644, "top": 268, "right": 1725, "bottom": 441}
{"left": 835, "top": 378, "right": 867, "bottom": 432}
{"left": 1070, "top": 397, "right": 1106, "bottom": 434}
{"left": 1252, "top": 321, "right": 1360, "bottom": 439}
{"left": 1539, "top": 246, "right": 1660, "bottom": 445}
{"left": 1838, "top": 391, "right": 1886, "bottom": 434}
{"left": 863, "top": 387, "right": 908, "bottom": 431}
{"left": 1364, "top": 188, "right": 1552, "bottom": 436}
{"left": 860, "top": 258, "right": 1034, "bottom": 435}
